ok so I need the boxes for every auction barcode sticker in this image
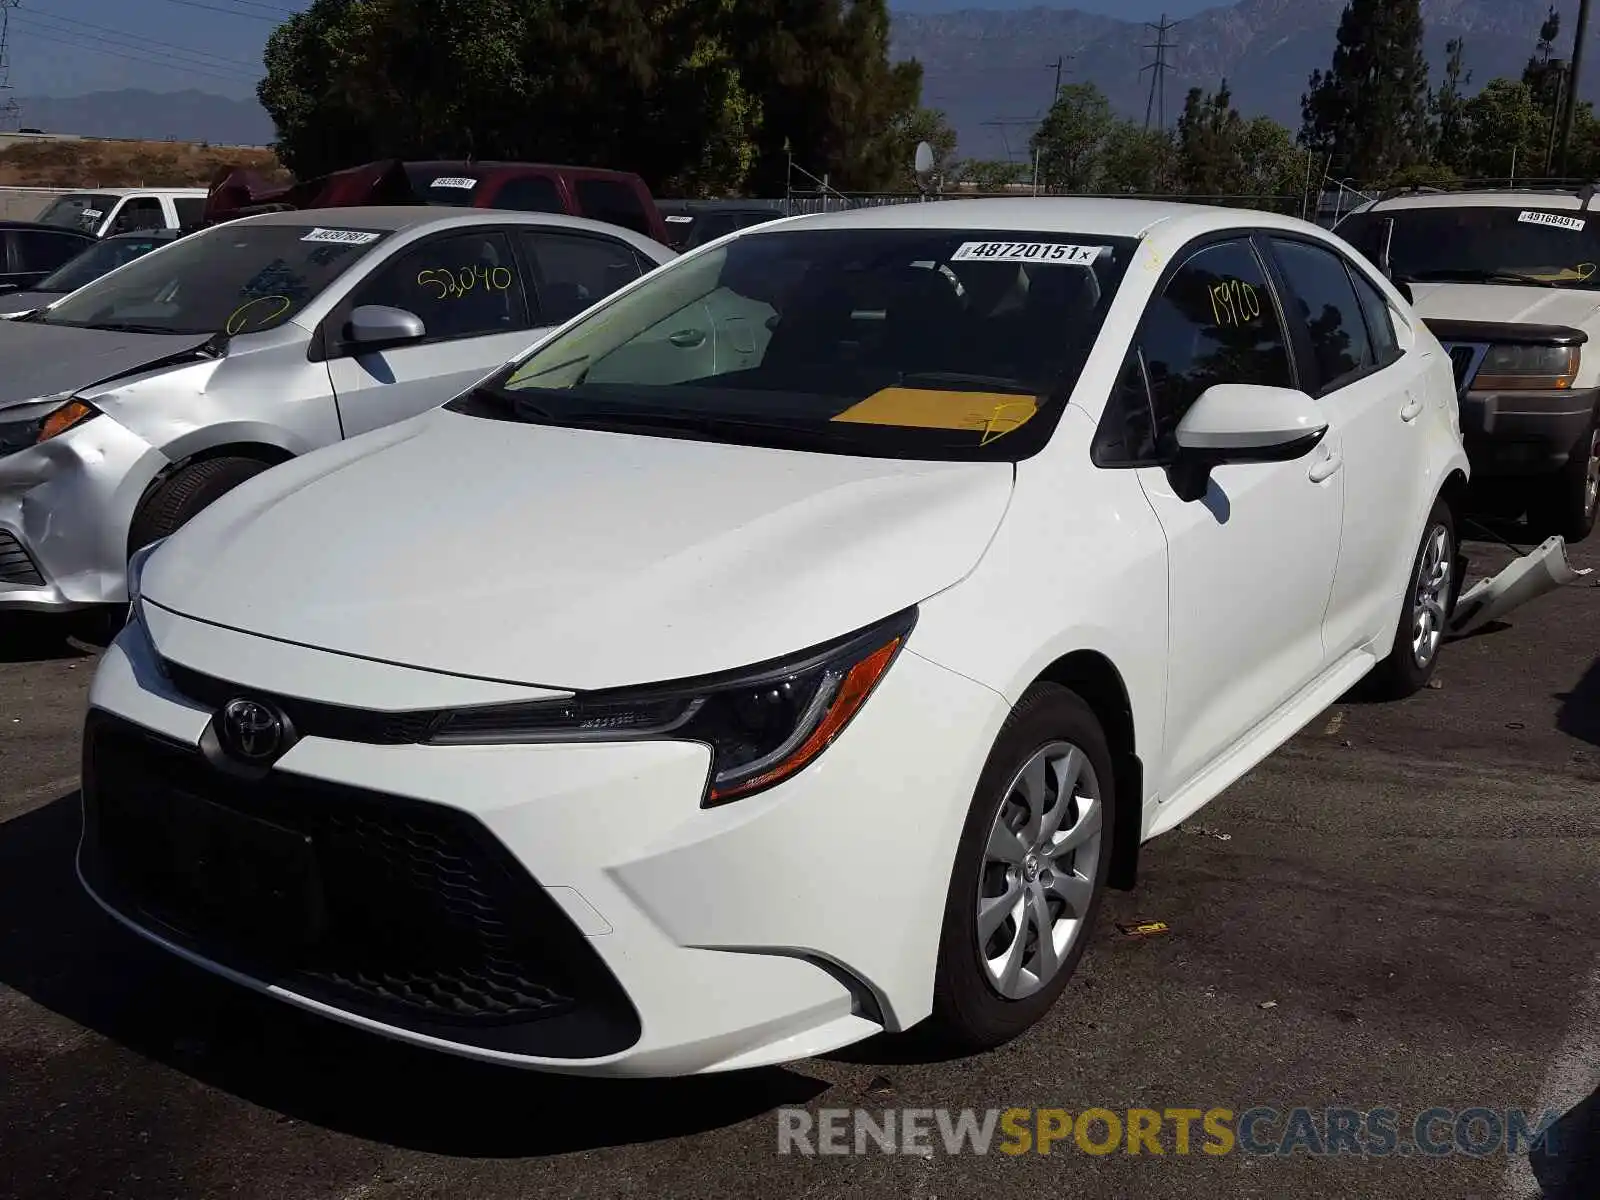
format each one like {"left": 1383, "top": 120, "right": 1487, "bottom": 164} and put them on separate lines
{"left": 951, "top": 241, "right": 1104, "bottom": 265}
{"left": 301, "top": 227, "right": 382, "bottom": 245}
{"left": 665, "top": 214, "right": 695, "bottom": 223}
{"left": 1518, "top": 210, "right": 1586, "bottom": 231}
{"left": 431, "top": 176, "right": 478, "bottom": 189}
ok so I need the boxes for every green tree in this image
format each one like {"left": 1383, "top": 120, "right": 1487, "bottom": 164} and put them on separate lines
{"left": 1237, "top": 116, "right": 1309, "bottom": 211}
{"left": 1176, "top": 81, "right": 1243, "bottom": 195}
{"left": 1431, "top": 37, "right": 1472, "bottom": 174}
{"left": 1030, "top": 81, "right": 1114, "bottom": 192}
{"left": 1461, "top": 78, "right": 1548, "bottom": 181}
{"left": 886, "top": 107, "right": 960, "bottom": 192}
{"left": 954, "top": 159, "right": 1026, "bottom": 192}
{"left": 1522, "top": 6, "right": 1564, "bottom": 116}
{"left": 1099, "top": 122, "right": 1176, "bottom": 194}
{"left": 1300, "top": 0, "right": 1432, "bottom": 184}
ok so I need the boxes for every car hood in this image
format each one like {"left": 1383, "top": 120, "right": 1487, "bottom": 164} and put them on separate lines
{"left": 1409, "top": 282, "right": 1600, "bottom": 330}
{"left": 142, "top": 408, "right": 1017, "bottom": 690}
{"left": 0, "top": 289, "right": 58, "bottom": 316}
{"left": 0, "top": 319, "right": 214, "bottom": 408}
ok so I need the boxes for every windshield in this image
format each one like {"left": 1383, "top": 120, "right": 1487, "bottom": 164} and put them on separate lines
{"left": 35, "top": 193, "right": 119, "bottom": 233}
{"left": 403, "top": 166, "right": 483, "bottom": 207}
{"left": 1338, "top": 205, "right": 1600, "bottom": 288}
{"left": 453, "top": 227, "right": 1136, "bottom": 461}
{"left": 37, "top": 222, "right": 392, "bottom": 336}
{"left": 35, "top": 234, "right": 173, "bottom": 295}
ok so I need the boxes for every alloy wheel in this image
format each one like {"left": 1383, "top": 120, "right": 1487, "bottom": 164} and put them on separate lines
{"left": 1584, "top": 428, "right": 1599, "bottom": 520}
{"left": 1411, "top": 523, "right": 1453, "bottom": 670}
{"left": 977, "top": 740, "right": 1103, "bottom": 1000}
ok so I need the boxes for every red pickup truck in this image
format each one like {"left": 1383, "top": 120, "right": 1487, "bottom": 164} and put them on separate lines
{"left": 204, "top": 158, "right": 672, "bottom": 245}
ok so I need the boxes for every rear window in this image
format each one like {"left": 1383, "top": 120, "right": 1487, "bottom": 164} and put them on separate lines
{"left": 573, "top": 178, "right": 652, "bottom": 236}
{"left": 173, "top": 197, "right": 205, "bottom": 227}
{"left": 465, "top": 227, "right": 1138, "bottom": 463}
{"left": 38, "top": 222, "right": 392, "bottom": 336}
{"left": 403, "top": 166, "right": 485, "bottom": 207}
{"left": 13, "top": 230, "right": 94, "bottom": 273}
{"left": 34, "top": 193, "right": 119, "bottom": 234}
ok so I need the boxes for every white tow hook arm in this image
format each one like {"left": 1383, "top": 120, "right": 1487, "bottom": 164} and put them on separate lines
{"left": 1448, "top": 536, "right": 1594, "bottom": 639}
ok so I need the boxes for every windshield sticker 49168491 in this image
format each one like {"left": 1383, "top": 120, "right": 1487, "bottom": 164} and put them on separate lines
{"left": 1518, "top": 210, "right": 1586, "bottom": 232}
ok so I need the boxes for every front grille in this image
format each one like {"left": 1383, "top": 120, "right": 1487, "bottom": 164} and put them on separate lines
{"left": 0, "top": 531, "right": 44, "bottom": 586}
{"left": 80, "top": 710, "right": 640, "bottom": 1057}
{"left": 162, "top": 660, "right": 447, "bottom": 745}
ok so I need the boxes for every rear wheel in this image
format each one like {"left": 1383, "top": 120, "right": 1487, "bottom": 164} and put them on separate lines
{"left": 1528, "top": 418, "right": 1599, "bottom": 544}
{"left": 929, "top": 683, "right": 1115, "bottom": 1052}
{"left": 127, "top": 456, "right": 272, "bottom": 557}
{"left": 1367, "top": 498, "right": 1456, "bottom": 699}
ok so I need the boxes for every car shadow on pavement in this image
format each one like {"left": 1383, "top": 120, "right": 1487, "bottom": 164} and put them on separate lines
{"left": 1530, "top": 1085, "right": 1600, "bottom": 1199}
{"left": 1555, "top": 656, "right": 1600, "bottom": 747}
{"left": 0, "top": 615, "right": 95, "bottom": 664}
{"left": 0, "top": 794, "right": 829, "bottom": 1157}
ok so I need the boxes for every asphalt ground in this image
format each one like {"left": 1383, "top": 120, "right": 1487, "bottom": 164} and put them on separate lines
{"left": 1, "top": 534, "right": 1597, "bottom": 1200}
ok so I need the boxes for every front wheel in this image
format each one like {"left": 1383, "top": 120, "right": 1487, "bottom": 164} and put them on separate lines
{"left": 1366, "top": 498, "right": 1456, "bottom": 699}
{"left": 127, "top": 456, "right": 272, "bottom": 557}
{"left": 929, "top": 683, "right": 1115, "bottom": 1052}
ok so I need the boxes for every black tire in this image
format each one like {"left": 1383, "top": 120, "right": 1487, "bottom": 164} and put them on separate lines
{"left": 1366, "top": 497, "right": 1456, "bottom": 700}
{"left": 127, "top": 456, "right": 271, "bottom": 556}
{"left": 1528, "top": 417, "right": 1599, "bottom": 545}
{"left": 929, "top": 682, "right": 1116, "bottom": 1053}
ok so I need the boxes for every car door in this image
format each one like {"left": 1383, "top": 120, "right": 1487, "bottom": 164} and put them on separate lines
{"left": 1263, "top": 234, "right": 1427, "bottom": 658}
{"left": 326, "top": 227, "right": 537, "bottom": 438}
{"left": 1123, "top": 236, "right": 1344, "bottom": 796}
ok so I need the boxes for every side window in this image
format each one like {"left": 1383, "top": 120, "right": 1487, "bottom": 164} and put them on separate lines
{"left": 520, "top": 231, "right": 644, "bottom": 325}
{"left": 493, "top": 176, "right": 565, "bottom": 214}
{"left": 173, "top": 197, "right": 205, "bottom": 227}
{"left": 1269, "top": 237, "right": 1375, "bottom": 393}
{"left": 1092, "top": 348, "right": 1159, "bottom": 466}
{"left": 348, "top": 230, "right": 529, "bottom": 344}
{"left": 108, "top": 198, "right": 165, "bottom": 235}
{"left": 572, "top": 179, "right": 652, "bottom": 237}
{"left": 14, "top": 231, "right": 88, "bottom": 273}
{"left": 1140, "top": 239, "right": 1294, "bottom": 452}
{"left": 1349, "top": 267, "right": 1401, "bottom": 367}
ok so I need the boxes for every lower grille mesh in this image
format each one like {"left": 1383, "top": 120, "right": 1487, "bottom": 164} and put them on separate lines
{"left": 0, "top": 531, "right": 43, "bottom": 586}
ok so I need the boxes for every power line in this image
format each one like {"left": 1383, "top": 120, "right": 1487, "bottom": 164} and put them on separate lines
{"left": 21, "top": 8, "right": 262, "bottom": 68}
{"left": 11, "top": 25, "right": 259, "bottom": 85}
{"left": 14, "top": 12, "right": 260, "bottom": 77}
{"left": 0, "top": 0, "right": 19, "bottom": 130}
{"left": 1141, "top": 12, "right": 1179, "bottom": 130}
{"left": 139, "top": 0, "right": 290, "bottom": 23}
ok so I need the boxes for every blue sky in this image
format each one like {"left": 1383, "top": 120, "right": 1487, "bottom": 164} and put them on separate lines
{"left": 6, "top": 0, "right": 1225, "bottom": 100}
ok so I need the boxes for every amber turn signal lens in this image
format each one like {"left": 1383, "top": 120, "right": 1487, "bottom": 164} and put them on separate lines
{"left": 37, "top": 400, "right": 97, "bottom": 444}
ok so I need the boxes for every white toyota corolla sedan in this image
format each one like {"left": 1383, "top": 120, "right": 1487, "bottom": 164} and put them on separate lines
{"left": 81, "top": 198, "right": 1469, "bottom": 1077}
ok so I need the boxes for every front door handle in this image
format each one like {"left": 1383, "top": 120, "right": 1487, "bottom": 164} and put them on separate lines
{"left": 1400, "top": 392, "right": 1425, "bottom": 422}
{"left": 1308, "top": 449, "right": 1343, "bottom": 482}
{"left": 668, "top": 329, "right": 707, "bottom": 348}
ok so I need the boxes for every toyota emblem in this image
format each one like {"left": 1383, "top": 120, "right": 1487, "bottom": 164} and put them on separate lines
{"left": 217, "top": 697, "right": 285, "bottom": 764}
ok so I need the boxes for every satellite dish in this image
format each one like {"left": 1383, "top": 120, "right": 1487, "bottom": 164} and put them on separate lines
{"left": 914, "top": 140, "right": 936, "bottom": 179}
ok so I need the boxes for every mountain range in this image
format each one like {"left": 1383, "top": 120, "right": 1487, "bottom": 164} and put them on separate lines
{"left": 7, "top": 0, "right": 1593, "bottom": 163}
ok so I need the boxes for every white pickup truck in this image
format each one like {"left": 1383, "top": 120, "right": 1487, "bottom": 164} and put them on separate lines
{"left": 1337, "top": 188, "right": 1600, "bottom": 542}
{"left": 30, "top": 188, "right": 209, "bottom": 238}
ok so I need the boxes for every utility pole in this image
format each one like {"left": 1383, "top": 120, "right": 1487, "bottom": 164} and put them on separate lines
{"left": 1047, "top": 55, "right": 1071, "bottom": 101}
{"left": 1141, "top": 13, "right": 1179, "bottom": 130}
{"left": 1546, "top": 59, "right": 1569, "bottom": 175}
{"left": 1559, "top": 0, "right": 1592, "bottom": 174}
{"left": 0, "top": 0, "right": 20, "bottom": 132}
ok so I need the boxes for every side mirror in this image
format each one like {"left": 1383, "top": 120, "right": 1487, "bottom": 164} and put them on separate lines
{"left": 346, "top": 304, "right": 425, "bottom": 349}
{"left": 1168, "top": 383, "right": 1329, "bottom": 502}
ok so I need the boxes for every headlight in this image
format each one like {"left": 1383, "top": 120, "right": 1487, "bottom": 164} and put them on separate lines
{"left": 429, "top": 607, "right": 917, "bottom": 805}
{"left": 0, "top": 396, "right": 98, "bottom": 457}
{"left": 1473, "top": 343, "right": 1580, "bottom": 390}
{"left": 125, "top": 537, "right": 167, "bottom": 627}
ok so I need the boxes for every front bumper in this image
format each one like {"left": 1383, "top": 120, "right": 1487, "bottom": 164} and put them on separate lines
{"left": 80, "top": 607, "right": 1011, "bottom": 1076}
{"left": 1458, "top": 385, "right": 1599, "bottom": 477}
{"left": 0, "top": 414, "right": 167, "bottom": 611}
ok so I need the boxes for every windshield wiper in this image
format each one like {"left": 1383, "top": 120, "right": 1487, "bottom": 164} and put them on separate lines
{"left": 1401, "top": 269, "right": 1561, "bottom": 288}
{"left": 458, "top": 384, "right": 551, "bottom": 420}
{"left": 81, "top": 321, "right": 199, "bottom": 334}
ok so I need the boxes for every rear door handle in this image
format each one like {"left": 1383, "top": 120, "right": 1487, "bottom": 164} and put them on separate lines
{"left": 1308, "top": 449, "right": 1343, "bottom": 482}
{"left": 1400, "top": 392, "right": 1425, "bottom": 422}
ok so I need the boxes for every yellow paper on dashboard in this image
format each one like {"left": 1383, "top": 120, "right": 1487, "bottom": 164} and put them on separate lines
{"left": 831, "top": 387, "right": 1038, "bottom": 443}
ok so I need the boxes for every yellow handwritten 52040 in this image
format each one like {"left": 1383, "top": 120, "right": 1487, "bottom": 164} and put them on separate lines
{"left": 1208, "top": 278, "right": 1261, "bottom": 327}
{"left": 417, "top": 265, "right": 514, "bottom": 300}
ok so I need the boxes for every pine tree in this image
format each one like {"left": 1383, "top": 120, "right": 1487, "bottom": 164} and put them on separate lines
{"left": 1522, "top": 6, "right": 1565, "bottom": 115}
{"left": 1299, "top": 0, "right": 1432, "bottom": 184}
{"left": 1432, "top": 37, "right": 1472, "bottom": 173}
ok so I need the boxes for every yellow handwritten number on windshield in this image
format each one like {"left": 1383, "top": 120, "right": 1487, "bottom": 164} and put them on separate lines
{"left": 225, "top": 294, "right": 292, "bottom": 335}
{"left": 417, "top": 265, "right": 515, "bottom": 300}
{"left": 1208, "top": 278, "right": 1261, "bottom": 327}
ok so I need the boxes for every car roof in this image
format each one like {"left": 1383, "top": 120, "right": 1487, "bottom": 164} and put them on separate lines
{"left": 51, "top": 187, "right": 210, "bottom": 197}
{"left": 734, "top": 196, "right": 1335, "bottom": 244}
{"left": 216, "top": 205, "right": 675, "bottom": 256}
{"left": 404, "top": 160, "right": 643, "bottom": 179}
{"left": 1354, "top": 190, "right": 1595, "bottom": 214}
{"left": 0, "top": 220, "right": 97, "bottom": 235}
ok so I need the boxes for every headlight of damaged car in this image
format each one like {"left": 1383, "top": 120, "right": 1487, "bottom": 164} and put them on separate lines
{"left": 1474, "top": 344, "right": 1580, "bottom": 391}
{"left": 429, "top": 608, "right": 917, "bottom": 805}
{"left": 0, "top": 395, "right": 98, "bottom": 457}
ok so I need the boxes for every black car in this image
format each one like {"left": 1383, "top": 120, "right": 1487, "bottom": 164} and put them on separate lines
{"left": 0, "top": 228, "right": 188, "bottom": 315}
{"left": 655, "top": 201, "right": 784, "bottom": 251}
{"left": 0, "top": 221, "right": 99, "bottom": 294}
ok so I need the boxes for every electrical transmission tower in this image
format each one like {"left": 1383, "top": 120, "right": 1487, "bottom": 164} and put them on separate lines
{"left": 0, "top": 0, "right": 19, "bottom": 131}
{"left": 1141, "top": 12, "right": 1179, "bottom": 130}
{"left": 1047, "top": 54, "right": 1072, "bottom": 100}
